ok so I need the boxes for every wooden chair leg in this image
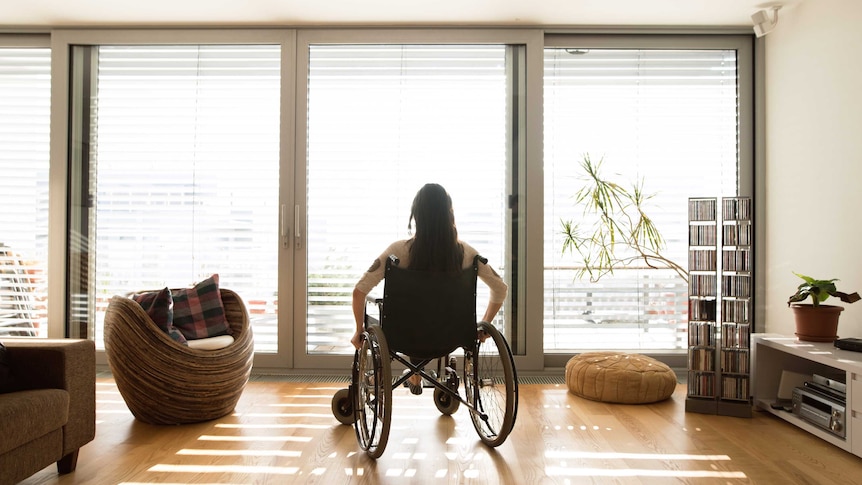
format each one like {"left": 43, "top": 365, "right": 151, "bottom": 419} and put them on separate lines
{"left": 57, "top": 449, "right": 80, "bottom": 474}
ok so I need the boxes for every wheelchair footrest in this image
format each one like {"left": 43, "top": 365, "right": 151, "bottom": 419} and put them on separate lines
{"left": 400, "top": 368, "right": 438, "bottom": 388}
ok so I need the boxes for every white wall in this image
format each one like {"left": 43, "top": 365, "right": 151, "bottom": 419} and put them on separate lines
{"left": 763, "top": 0, "right": 862, "bottom": 337}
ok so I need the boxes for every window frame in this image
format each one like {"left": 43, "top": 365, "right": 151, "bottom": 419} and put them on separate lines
{"left": 51, "top": 29, "right": 297, "bottom": 367}
{"left": 41, "top": 28, "right": 755, "bottom": 373}
{"left": 0, "top": 34, "right": 52, "bottom": 338}
{"left": 541, "top": 33, "right": 754, "bottom": 368}
{"left": 294, "top": 29, "right": 545, "bottom": 371}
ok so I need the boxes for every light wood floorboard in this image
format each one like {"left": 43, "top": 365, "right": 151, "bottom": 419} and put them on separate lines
{"left": 20, "top": 377, "right": 862, "bottom": 484}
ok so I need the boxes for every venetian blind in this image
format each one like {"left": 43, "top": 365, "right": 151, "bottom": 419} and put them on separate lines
{"left": 305, "top": 44, "right": 510, "bottom": 354}
{"left": 0, "top": 47, "right": 50, "bottom": 337}
{"left": 543, "top": 48, "right": 740, "bottom": 351}
{"left": 91, "top": 45, "right": 281, "bottom": 349}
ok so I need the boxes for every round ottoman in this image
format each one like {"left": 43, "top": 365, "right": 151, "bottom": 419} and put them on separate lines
{"left": 565, "top": 351, "right": 677, "bottom": 404}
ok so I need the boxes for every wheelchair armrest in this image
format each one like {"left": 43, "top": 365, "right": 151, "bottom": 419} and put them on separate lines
{"left": 363, "top": 294, "right": 383, "bottom": 329}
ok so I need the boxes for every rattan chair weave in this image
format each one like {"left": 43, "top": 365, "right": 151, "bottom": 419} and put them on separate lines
{"left": 104, "top": 288, "right": 254, "bottom": 425}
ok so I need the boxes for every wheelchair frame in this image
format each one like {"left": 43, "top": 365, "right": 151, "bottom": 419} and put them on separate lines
{"left": 331, "top": 255, "right": 518, "bottom": 458}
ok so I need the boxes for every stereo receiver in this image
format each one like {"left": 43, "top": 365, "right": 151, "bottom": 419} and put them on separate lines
{"left": 791, "top": 386, "right": 845, "bottom": 438}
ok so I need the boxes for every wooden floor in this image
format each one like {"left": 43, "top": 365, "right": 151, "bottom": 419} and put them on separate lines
{"left": 20, "top": 375, "right": 862, "bottom": 485}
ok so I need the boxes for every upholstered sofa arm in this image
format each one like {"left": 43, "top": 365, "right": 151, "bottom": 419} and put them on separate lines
{"left": 4, "top": 339, "right": 96, "bottom": 457}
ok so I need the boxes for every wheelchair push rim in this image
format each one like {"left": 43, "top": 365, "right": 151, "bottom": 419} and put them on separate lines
{"left": 465, "top": 321, "right": 518, "bottom": 447}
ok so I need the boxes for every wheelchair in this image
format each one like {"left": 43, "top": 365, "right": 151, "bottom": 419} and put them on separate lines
{"left": 331, "top": 255, "right": 518, "bottom": 458}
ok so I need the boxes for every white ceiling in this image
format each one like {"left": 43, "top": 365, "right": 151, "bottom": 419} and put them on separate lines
{"left": 1, "top": 0, "right": 795, "bottom": 29}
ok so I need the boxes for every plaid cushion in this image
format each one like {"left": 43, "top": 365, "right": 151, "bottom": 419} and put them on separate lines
{"left": 172, "top": 274, "right": 231, "bottom": 340}
{"left": 132, "top": 287, "right": 187, "bottom": 345}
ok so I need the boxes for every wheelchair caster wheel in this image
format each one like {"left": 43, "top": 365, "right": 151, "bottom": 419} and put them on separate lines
{"left": 332, "top": 388, "right": 355, "bottom": 425}
{"left": 433, "top": 387, "right": 460, "bottom": 415}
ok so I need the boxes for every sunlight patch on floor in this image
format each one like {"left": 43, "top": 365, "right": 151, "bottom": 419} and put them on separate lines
{"left": 546, "top": 451, "right": 732, "bottom": 460}
{"left": 215, "top": 423, "right": 331, "bottom": 430}
{"left": 544, "top": 450, "right": 744, "bottom": 479}
{"left": 176, "top": 449, "right": 302, "bottom": 457}
{"left": 546, "top": 467, "right": 747, "bottom": 478}
{"left": 197, "top": 435, "right": 311, "bottom": 443}
{"left": 147, "top": 464, "right": 300, "bottom": 475}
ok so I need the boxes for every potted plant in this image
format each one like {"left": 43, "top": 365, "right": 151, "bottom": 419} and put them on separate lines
{"left": 787, "top": 272, "right": 860, "bottom": 342}
{"left": 560, "top": 154, "right": 687, "bottom": 283}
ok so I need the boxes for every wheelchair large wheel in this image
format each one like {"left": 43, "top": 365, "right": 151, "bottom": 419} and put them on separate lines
{"left": 354, "top": 324, "right": 392, "bottom": 459}
{"left": 464, "top": 321, "right": 518, "bottom": 447}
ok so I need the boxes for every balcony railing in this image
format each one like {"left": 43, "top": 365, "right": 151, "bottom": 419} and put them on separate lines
{"left": 0, "top": 246, "right": 45, "bottom": 337}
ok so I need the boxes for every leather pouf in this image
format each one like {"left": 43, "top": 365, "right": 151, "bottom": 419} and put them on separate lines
{"left": 565, "top": 351, "right": 677, "bottom": 404}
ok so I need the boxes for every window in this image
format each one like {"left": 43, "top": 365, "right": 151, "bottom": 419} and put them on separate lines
{"left": 303, "top": 43, "right": 518, "bottom": 355}
{"left": 53, "top": 29, "right": 752, "bottom": 368}
{"left": 67, "top": 43, "right": 281, "bottom": 350}
{"left": 543, "top": 36, "right": 752, "bottom": 352}
{"left": 0, "top": 45, "right": 50, "bottom": 337}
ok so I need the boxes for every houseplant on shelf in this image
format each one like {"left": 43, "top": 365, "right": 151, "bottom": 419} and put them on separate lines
{"left": 787, "top": 272, "right": 860, "bottom": 342}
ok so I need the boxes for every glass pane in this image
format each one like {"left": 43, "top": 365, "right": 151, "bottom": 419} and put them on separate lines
{"left": 306, "top": 44, "right": 510, "bottom": 355}
{"left": 544, "top": 48, "right": 739, "bottom": 351}
{"left": 87, "top": 45, "right": 280, "bottom": 350}
{"left": 0, "top": 47, "right": 50, "bottom": 337}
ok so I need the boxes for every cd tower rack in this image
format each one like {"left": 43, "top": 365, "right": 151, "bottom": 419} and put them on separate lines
{"left": 686, "top": 197, "right": 752, "bottom": 417}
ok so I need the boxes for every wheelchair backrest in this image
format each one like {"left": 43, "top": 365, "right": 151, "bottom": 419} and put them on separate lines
{"left": 380, "top": 255, "right": 480, "bottom": 359}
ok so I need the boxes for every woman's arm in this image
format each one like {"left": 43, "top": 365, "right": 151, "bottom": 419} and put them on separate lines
{"left": 351, "top": 287, "right": 367, "bottom": 349}
{"left": 460, "top": 241, "right": 508, "bottom": 323}
{"left": 351, "top": 241, "right": 408, "bottom": 349}
{"left": 481, "top": 300, "right": 503, "bottom": 323}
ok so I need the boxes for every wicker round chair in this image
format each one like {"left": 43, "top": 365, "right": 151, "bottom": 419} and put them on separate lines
{"left": 104, "top": 288, "right": 254, "bottom": 425}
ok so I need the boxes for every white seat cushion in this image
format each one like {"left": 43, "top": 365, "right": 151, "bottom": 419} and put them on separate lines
{"left": 186, "top": 335, "right": 235, "bottom": 350}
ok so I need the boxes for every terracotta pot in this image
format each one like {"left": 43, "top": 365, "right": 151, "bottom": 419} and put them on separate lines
{"left": 791, "top": 304, "right": 844, "bottom": 342}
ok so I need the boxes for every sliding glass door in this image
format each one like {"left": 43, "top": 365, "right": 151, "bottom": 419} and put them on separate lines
{"left": 62, "top": 31, "right": 289, "bottom": 363}
{"left": 543, "top": 35, "right": 753, "bottom": 353}
{"left": 295, "top": 30, "right": 540, "bottom": 369}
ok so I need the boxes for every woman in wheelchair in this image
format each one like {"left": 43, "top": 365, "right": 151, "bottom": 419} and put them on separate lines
{"left": 337, "top": 182, "right": 518, "bottom": 457}
{"left": 350, "top": 183, "right": 508, "bottom": 394}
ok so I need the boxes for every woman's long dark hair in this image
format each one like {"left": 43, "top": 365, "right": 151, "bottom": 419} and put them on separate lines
{"left": 408, "top": 183, "right": 463, "bottom": 273}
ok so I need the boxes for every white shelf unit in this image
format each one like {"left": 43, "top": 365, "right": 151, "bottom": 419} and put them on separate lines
{"left": 686, "top": 197, "right": 752, "bottom": 417}
{"left": 752, "top": 334, "right": 862, "bottom": 458}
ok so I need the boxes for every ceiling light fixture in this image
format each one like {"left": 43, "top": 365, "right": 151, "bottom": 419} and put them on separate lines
{"left": 752, "top": 5, "right": 782, "bottom": 38}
